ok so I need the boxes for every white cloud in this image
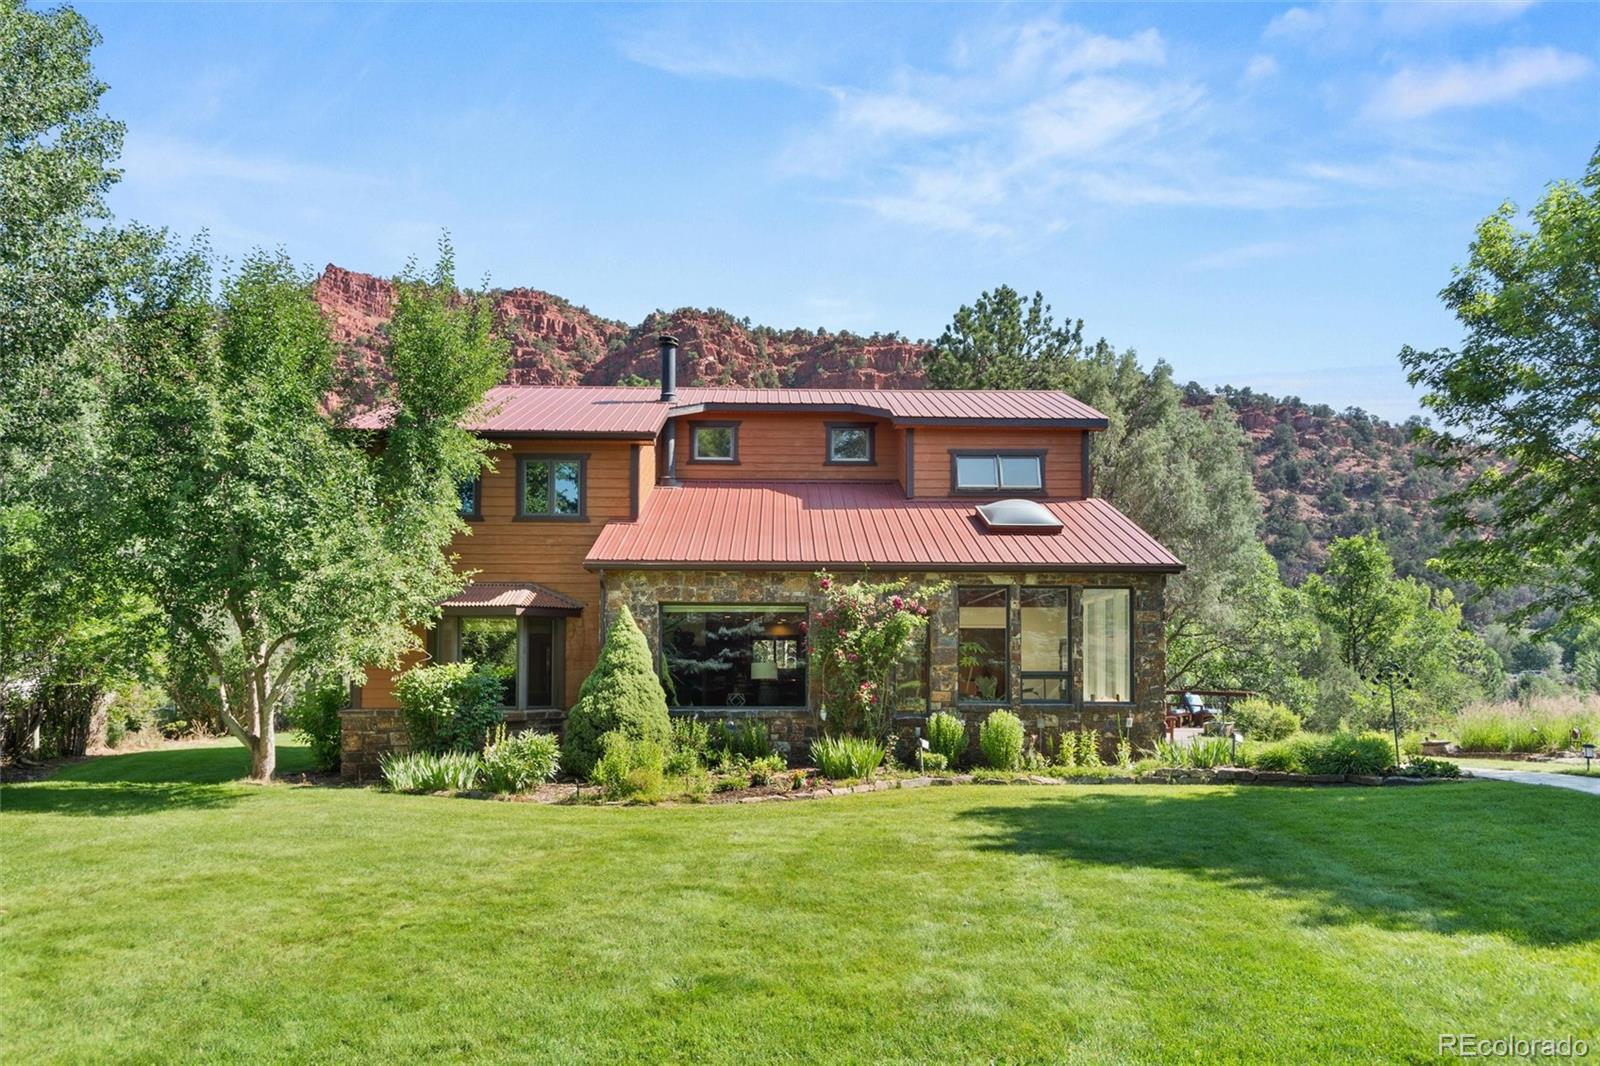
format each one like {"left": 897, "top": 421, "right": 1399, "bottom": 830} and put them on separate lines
{"left": 1243, "top": 54, "right": 1280, "bottom": 84}
{"left": 833, "top": 91, "right": 961, "bottom": 136}
{"left": 121, "top": 133, "right": 384, "bottom": 189}
{"left": 1266, "top": 0, "right": 1536, "bottom": 43}
{"left": 1378, "top": 0, "right": 1537, "bottom": 32}
{"left": 1186, "top": 240, "right": 1298, "bottom": 271}
{"left": 1263, "top": 6, "right": 1326, "bottom": 41}
{"left": 1365, "top": 46, "right": 1592, "bottom": 120}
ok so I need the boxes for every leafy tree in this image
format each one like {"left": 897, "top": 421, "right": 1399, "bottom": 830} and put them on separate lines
{"left": 928, "top": 287, "right": 1266, "bottom": 684}
{"left": 564, "top": 605, "right": 670, "bottom": 778}
{"left": 0, "top": 0, "right": 161, "bottom": 755}
{"left": 100, "top": 243, "right": 506, "bottom": 780}
{"left": 1304, "top": 531, "right": 1411, "bottom": 677}
{"left": 1401, "top": 145, "right": 1600, "bottom": 627}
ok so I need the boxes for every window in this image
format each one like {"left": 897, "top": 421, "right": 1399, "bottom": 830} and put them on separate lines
{"left": 952, "top": 451, "right": 1045, "bottom": 493}
{"left": 660, "top": 605, "right": 807, "bottom": 707}
{"left": 458, "top": 478, "right": 482, "bottom": 519}
{"left": 958, "top": 586, "right": 1008, "bottom": 702}
{"left": 887, "top": 629, "right": 929, "bottom": 712}
{"left": 1083, "top": 588, "right": 1132, "bottom": 703}
{"left": 826, "top": 423, "right": 875, "bottom": 464}
{"left": 436, "top": 614, "right": 566, "bottom": 709}
{"left": 1020, "top": 588, "right": 1071, "bottom": 702}
{"left": 691, "top": 423, "right": 738, "bottom": 462}
{"left": 459, "top": 616, "right": 518, "bottom": 706}
{"left": 518, "top": 456, "right": 584, "bottom": 518}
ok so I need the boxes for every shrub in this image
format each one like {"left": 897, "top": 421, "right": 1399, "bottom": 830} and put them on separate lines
{"left": 394, "top": 662, "right": 505, "bottom": 754}
{"left": 288, "top": 680, "right": 346, "bottom": 771}
{"left": 978, "top": 711, "right": 1024, "bottom": 770}
{"left": 591, "top": 730, "right": 666, "bottom": 802}
{"left": 919, "top": 752, "right": 949, "bottom": 772}
{"left": 747, "top": 753, "right": 787, "bottom": 786}
{"left": 1149, "top": 736, "right": 1235, "bottom": 769}
{"left": 1231, "top": 698, "right": 1301, "bottom": 742}
{"left": 564, "top": 606, "right": 671, "bottom": 778}
{"left": 925, "top": 711, "right": 967, "bottom": 767}
{"left": 1248, "top": 741, "right": 1302, "bottom": 773}
{"left": 666, "top": 717, "right": 712, "bottom": 774}
{"left": 709, "top": 719, "right": 772, "bottom": 763}
{"left": 1395, "top": 757, "right": 1461, "bottom": 779}
{"left": 1075, "top": 729, "right": 1103, "bottom": 768}
{"left": 380, "top": 750, "right": 483, "bottom": 793}
{"left": 1295, "top": 732, "right": 1393, "bottom": 776}
{"left": 811, "top": 734, "right": 885, "bottom": 780}
{"left": 1115, "top": 736, "right": 1134, "bottom": 770}
{"left": 480, "top": 725, "right": 560, "bottom": 793}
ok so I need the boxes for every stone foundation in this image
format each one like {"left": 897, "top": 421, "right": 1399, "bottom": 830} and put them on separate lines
{"left": 340, "top": 706, "right": 408, "bottom": 781}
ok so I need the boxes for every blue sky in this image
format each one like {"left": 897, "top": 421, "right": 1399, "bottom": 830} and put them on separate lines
{"left": 86, "top": 2, "right": 1598, "bottom": 420}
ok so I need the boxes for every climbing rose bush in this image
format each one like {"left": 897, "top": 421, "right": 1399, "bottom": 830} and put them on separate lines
{"left": 808, "top": 571, "right": 947, "bottom": 740}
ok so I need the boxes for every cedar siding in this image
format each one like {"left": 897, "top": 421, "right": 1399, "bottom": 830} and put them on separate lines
{"left": 910, "top": 426, "right": 1087, "bottom": 499}
{"left": 672, "top": 412, "right": 902, "bottom": 484}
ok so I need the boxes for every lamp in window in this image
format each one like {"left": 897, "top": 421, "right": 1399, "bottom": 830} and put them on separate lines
{"left": 751, "top": 661, "right": 778, "bottom": 681}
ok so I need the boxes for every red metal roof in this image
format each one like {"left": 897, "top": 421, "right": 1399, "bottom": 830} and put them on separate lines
{"left": 586, "top": 482, "right": 1182, "bottom": 572}
{"left": 441, "top": 581, "right": 584, "bottom": 615}
{"left": 346, "top": 385, "right": 1107, "bottom": 436}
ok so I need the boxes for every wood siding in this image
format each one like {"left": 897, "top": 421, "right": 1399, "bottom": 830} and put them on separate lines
{"left": 912, "top": 427, "right": 1088, "bottom": 498}
{"left": 673, "top": 413, "right": 902, "bottom": 485}
{"left": 358, "top": 438, "right": 634, "bottom": 711}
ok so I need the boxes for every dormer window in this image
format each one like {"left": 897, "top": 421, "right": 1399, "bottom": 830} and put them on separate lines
{"left": 952, "top": 450, "right": 1045, "bottom": 494}
{"left": 826, "top": 423, "right": 875, "bottom": 464}
{"left": 691, "top": 422, "right": 738, "bottom": 462}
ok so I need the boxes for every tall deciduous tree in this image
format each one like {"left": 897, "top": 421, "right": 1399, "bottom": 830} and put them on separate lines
{"left": 927, "top": 286, "right": 1266, "bottom": 683}
{"left": 101, "top": 243, "right": 507, "bottom": 780}
{"left": 1401, "top": 145, "right": 1600, "bottom": 627}
{"left": 0, "top": 0, "right": 160, "bottom": 755}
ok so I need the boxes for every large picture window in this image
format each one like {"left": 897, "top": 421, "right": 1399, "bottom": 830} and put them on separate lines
{"left": 518, "top": 456, "right": 584, "bottom": 519}
{"left": 951, "top": 451, "right": 1045, "bottom": 494}
{"left": 958, "top": 586, "right": 1009, "bottom": 703}
{"left": 1020, "top": 588, "right": 1071, "bottom": 703}
{"left": 661, "top": 606, "right": 807, "bottom": 708}
{"left": 1083, "top": 588, "right": 1132, "bottom": 703}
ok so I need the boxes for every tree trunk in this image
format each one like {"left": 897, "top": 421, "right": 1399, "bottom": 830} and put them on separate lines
{"left": 248, "top": 727, "right": 276, "bottom": 781}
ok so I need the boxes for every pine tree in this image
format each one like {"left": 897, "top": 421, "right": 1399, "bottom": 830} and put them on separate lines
{"left": 563, "top": 605, "right": 671, "bottom": 777}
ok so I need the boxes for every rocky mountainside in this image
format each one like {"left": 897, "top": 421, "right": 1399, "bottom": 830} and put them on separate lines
{"left": 314, "top": 265, "right": 1467, "bottom": 599}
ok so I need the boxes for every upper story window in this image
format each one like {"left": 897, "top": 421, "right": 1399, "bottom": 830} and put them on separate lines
{"left": 691, "top": 423, "right": 738, "bottom": 462}
{"left": 517, "top": 455, "right": 585, "bottom": 519}
{"left": 952, "top": 450, "right": 1045, "bottom": 494}
{"left": 458, "top": 477, "right": 482, "bottom": 519}
{"left": 826, "top": 423, "right": 875, "bottom": 464}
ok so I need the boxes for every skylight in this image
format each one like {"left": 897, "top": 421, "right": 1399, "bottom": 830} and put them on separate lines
{"left": 975, "top": 499, "right": 1063, "bottom": 533}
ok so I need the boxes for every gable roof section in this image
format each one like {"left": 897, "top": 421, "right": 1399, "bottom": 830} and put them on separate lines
{"left": 586, "top": 482, "right": 1182, "bottom": 572}
{"left": 346, "top": 385, "right": 1108, "bottom": 437}
{"left": 440, "top": 581, "right": 584, "bottom": 615}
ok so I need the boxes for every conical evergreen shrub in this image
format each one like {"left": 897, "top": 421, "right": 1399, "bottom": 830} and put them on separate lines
{"left": 563, "top": 605, "right": 671, "bottom": 777}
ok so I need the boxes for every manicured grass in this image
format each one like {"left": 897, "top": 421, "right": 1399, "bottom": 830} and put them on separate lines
{"left": 4, "top": 739, "right": 1597, "bottom": 1064}
{"left": 1457, "top": 756, "right": 1599, "bottom": 778}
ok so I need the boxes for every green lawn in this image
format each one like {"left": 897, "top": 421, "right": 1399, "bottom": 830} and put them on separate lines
{"left": 1456, "top": 756, "right": 1599, "bottom": 777}
{"left": 4, "top": 739, "right": 1597, "bottom": 1064}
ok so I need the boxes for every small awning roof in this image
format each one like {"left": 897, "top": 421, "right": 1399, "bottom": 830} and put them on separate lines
{"left": 440, "top": 582, "right": 584, "bottom": 616}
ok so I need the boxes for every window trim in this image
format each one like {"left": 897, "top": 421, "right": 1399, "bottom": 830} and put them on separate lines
{"left": 824, "top": 422, "right": 877, "bottom": 466}
{"left": 1019, "top": 587, "right": 1072, "bottom": 706}
{"left": 515, "top": 454, "right": 588, "bottom": 521}
{"left": 956, "top": 585, "right": 1011, "bottom": 706}
{"left": 1082, "top": 585, "right": 1135, "bottom": 706}
{"left": 949, "top": 449, "right": 1047, "bottom": 496}
{"left": 458, "top": 476, "right": 483, "bottom": 522}
{"left": 689, "top": 421, "right": 741, "bottom": 464}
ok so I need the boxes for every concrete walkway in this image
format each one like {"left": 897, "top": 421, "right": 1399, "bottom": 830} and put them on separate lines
{"left": 1464, "top": 766, "right": 1600, "bottom": 796}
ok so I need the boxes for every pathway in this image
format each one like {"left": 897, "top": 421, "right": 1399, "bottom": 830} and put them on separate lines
{"left": 1464, "top": 766, "right": 1600, "bottom": 797}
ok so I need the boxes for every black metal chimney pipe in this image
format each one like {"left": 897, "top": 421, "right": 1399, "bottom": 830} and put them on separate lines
{"left": 658, "top": 334, "right": 678, "bottom": 402}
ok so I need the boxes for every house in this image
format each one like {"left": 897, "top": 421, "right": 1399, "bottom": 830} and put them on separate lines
{"left": 339, "top": 336, "right": 1183, "bottom": 777}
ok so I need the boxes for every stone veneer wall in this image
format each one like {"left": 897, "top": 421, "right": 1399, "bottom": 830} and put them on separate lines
{"left": 602, "top": 568, "right": 1167, "bottom": 765}
{"left": 340, "top": 706, "right": 408, "bottom": 781}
